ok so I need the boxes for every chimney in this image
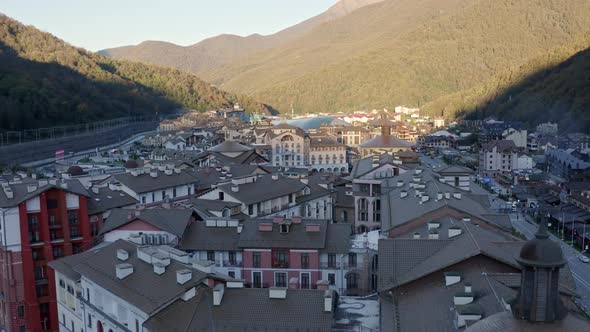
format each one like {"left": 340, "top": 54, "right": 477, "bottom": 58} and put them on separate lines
{"left": 291, "top": 217, "right": 302, "bottom": 224}
{"left": 27, "top": 184, "right": 37, "bottom": 193}
{"left": 226, "top": 280, "right": 244, "bottom": 288}
{"left": 397, "top": 180, "right": 404, "bottom": 188}
{"left": 164, "top": 169, "right": 173, "bottom": 176}
{"left": 289, "top": 277, "right": 299, "bottom": 289}
{"left": 413, "top": 232, "right": 421, "bottom": 239}
{"left": 324, "top": 290, "right": 334, "bottom": 312}
{"left": 448, "top": 227, "right": 462, "bottom": 238}
{"left": 269, "top": 287, "right": 287, "bottom": 299}
{"left": 176, "top": 269, "right": 192, "bottom": 284}
{"left": 92, "top": 187, "right": 99, "bottom": 194}
{"left": 131, "top": 170, "right": 139, "bottom": 177}
{"left": 49, "top": 179, "right": 58, "bottom": 185}
{"left": 231, "top": 185, "right": 239, "bottom": 192}
{"left": 444, "top": 192, "right": 451, "bottom": 199}
{"left": 300, "top": 176, "right": 309, "bottom": 185}
{"left": 127, "top": 212, "right": 134, "bottom": 220}
{"left": 3, "top": 188, "right": 14, "bottom": 199}
{"left": 38, "top": 179, "right": 48, "bottom": 187}
{"left": 213, "top": 284, "right": 225, "bottom": 306}
{"left": 421, "top": 195, "right": 429, "bottom": 203}
{"left": 273, "top": 216, "right": 284, "bottom": 223}
{"left": 464, "top": 284, "right": 472, "bottom": 293}
{"left": 437, "top": 192, "right": 443, "bottom": 200}
{"left": 174, "top": 168, "right": 181, "bottom": 174}
{"left": 116, "top": 263, "right": 134, "bottom": 279}
{"left": 317, "top": 280, "right": 329, "bottom": 291}
{"left": 445, "top": 272, "right": 461, "bottom": 286}
{"left": 258, "top": 223, "right": 273, "bottom": 232}
{"left": 134, "top": 210, "right": 141, "bottom": 217}
{"left": 305, "top": 224, "right": 321, "bottom": 232}
{"left": 428, "top": 231, "right": 439, "bottom": 239}
{"left": 117, "top": 249, "right": 129, "bottom": 261}
{"left": 453, "top": 192, "right": 462, "bottom": 199}
{"left": 153, "top": 262, "right": 166, "bottom": 275}
{"left": 108, "top": 183, "right": 117, "bottom": 191}
{"left": 150, "top": 171, "right": 158, "bottom": 178}
{"left": 272, "top": 174, "right": 279, "bottom": 180}
{"left": 226, "top": 172, "right": 233, "bottom": 178}
{"left": 400, "top": 190, "right": 408, "bottom": 198}
{"left": 158, "top": 165, "right": 166, "bottom": 171}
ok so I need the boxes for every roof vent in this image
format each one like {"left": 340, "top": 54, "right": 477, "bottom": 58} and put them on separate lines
{"left": 49, "top": 179, "right": 58, "bottom": 185}
{"left": 453, "top": 192, "right": 462, "bottom": 200}
{"left": 213, "top": 284, "right": 225, "bottom": 306}
{"left": 324, "top": 290, "right": 334, "bottom": 312}
{"left": 3, "top": 188, "right": 14, "bottom": 199}
{"left": 164, "top": 169, "right": 173, "bottom": 176}
{"left": 226, "top": 172, "right": 233, "bottom": 178}
{"left": 231, "top": 185, "right": 239, "bottom": 192}
{"left": 444, "top": 272, "right": 461, "bottom": 286}
{"left": 444, "top": 192, "right": 451, "bottom": 199}
{"left": 117, "top": 249, "right": 129, "bottom": 261}
{"left": 397, "top": 180, "right": 404, "bottom": 188}
{"left": 176, "top": 269, "right": 192, "bottom": 285}
{"left": 150, "top": 171, "right": 158, "bottom": 178}
{"left": 437, "top": 192, "right": 443, "bottom": 200}
{"left": 116, "top": 263, "right": 134, "bottom": 279}
{"left": 305, "top": 224, "right": 321, "bottom": 232}
{"left": 27, "top": 184, "right": 37, "bottom": 193}
{"left": 272, "top": 174, "right": 279, "bottom": 180}
{"left": 153, "top": 262, "right": 166, "bottom": 275}
{"left": 400, "top": 190, "right": 408, "bottom": 198}
{"left": 413, "top": 232, "right": 421, "bottom": 239}
{"left": 269, "top": 287, "right": 287, "bottom": 299}
{"left": 38, "top": 179, "right": 48, "bottom": 187}
{"left": 174, "top": 168, "right": 181, "bottom": 174}
{"left": 421, "top": 195, "right": 429, "bottom": 203}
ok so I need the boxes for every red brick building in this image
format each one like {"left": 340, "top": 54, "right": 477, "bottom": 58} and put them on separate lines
{"left": 0, "top": 178, "right": 90, "bottom": 332}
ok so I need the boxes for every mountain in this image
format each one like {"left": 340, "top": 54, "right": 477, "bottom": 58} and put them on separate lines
{"left": 423, "top": 35, "right": 590, "bottom": 132}
{"left": 201, "top": 0, "right": 590, "bottom": 114}
{"left": 99, "top": 0, "right": 385, "bottom": 74}
{"left": 0, "top": 15, "right": 272, "bottom": 131}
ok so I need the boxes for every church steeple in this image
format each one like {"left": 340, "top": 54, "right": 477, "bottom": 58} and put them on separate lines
{"left": 513, "top": 213, "right": 567, "bottom": 322}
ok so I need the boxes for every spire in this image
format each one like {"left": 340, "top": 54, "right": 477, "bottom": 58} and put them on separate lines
{"left": 535, "top": 212, "right": 550, "bottom": 239}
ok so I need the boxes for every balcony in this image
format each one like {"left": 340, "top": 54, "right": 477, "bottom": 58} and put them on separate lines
{"left": 216, "top": 260, "right": 243, "bottom": 268}
{"left": 271, "top": 261, "right": 290, "bottom": 269}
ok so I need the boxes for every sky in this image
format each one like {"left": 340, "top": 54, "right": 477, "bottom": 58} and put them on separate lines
{"left": 1, "top": 0, "right": 337, "bottom": 51}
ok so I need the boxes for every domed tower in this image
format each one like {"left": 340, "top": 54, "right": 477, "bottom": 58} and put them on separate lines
{"left": 513, "top": 214, "right": 567, "bottom": 322}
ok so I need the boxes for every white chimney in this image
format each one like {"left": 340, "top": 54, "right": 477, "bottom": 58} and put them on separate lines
{"left": 269, "top": 287, "right": 287, "bottom": 299}
{"left": 444, "top": 192, "right": 451, "bottom": 199}
{"left": 448, "top": 227, "right": 463, "bottom": 238}
{"left": 272, "top": 174, "right": 279, "bottom": 180}
{"left": 413, "top": 232, "right": 421, "bottom": 239}
{"left": 453, "top": 192, "right": 462, "bottom": 199}
{"left": 131, "top": 170, "right": 138, "bottom": 177}
{"left": 445, "top": 273, "right": 461, "bottom": 286}
{"left": 117, "top": 249, "right": 129, "bottom": 261}
{"left": 464, "top": 284, "right": 472, "bottom": 293}
{"left": 213, "top": 284, "right": 225, "bottom": 306}
{"left": 92, "top": 187, "right": 100, "bottom": 194}
{"left": 428, "top": 232, "right": 439, "bottom": 240}
{"left": 165, "top": 169, "right": 173, "bottom": 176}
{"left": 150, "top": 171, "right": 158, "bottom": 178}
{"left": 176, "top": 269, "right": 192, "bottom": 284}
{"left": 300, "top": 177, "right": 309, "bottom": 185}
{"left": 27, "top": 185, "right": 37, "bottom": 193}
{"left": 153, "top": 262, "right": 166, "bottom": 275}
{"left": 400, "top": 190, "right": 408, "bottom": 198}
{"left": 181, "top": 287, "right": 196, "bottom": 301}
{"left": 437, "top": 192, "right": 443, "bottom": 200}
{"left": 231, "top": 185, "right": 239, "bottom": 192}
{"left": 421, "top": 195, "right": 429, "bottom": 203}
{"left": 49, "top": 179, "right": 58, "bottom": 185}
{"left": 397, "top": 181, "right": 404, "bottom": 188}
{"left": 4, "top": 188, "right": 13, "bottom": 199}
{"left": 324, "top": 290, "right": 334, "bottom": 312}
{"left": 174, "top": 168, "right": 181, "bottom": 174}
{"left": 38, "top": 179, "right": 48, "bottom": 187}
{"left": 116, "top": 263, "right": 134, "bottom": 279}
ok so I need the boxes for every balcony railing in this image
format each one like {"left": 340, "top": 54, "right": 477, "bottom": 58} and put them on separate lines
{"left": 216, "top": 260, "right": 243, "bottom": 268}
{"left": 271, "top": 261, "right": 290, "bottom": 269}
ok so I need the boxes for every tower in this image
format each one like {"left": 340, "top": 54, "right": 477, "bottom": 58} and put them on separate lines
{"left": 512, "top": 214, "right": 567, "bottom": 322}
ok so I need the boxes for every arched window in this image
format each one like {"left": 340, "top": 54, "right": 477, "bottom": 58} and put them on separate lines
{"left": 222, "top": 208, "right": 230, "bottom": 217}
{"left": 97, "top": 321, "right": 104, "bottom": 332}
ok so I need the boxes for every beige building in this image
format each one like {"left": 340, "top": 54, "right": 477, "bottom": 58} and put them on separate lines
{"left": 269, "top": 123, "right": 306, "bottom": 167}
{"left": 306, "top": 135, "right": 348, "bottom": 173}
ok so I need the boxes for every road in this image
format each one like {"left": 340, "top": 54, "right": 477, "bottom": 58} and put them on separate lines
{"left": 511, "top": 212, "right": 590, "bottom": 313}
{"left": 419, "top": 155, "right": 447, "bottom": 170}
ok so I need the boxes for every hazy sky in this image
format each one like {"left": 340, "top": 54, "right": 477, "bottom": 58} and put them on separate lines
{"left": 1, "top": 0, "right": 337, "bottom": 51}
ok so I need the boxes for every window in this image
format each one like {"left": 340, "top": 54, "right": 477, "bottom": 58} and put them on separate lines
{"left": 87, "top": 314, "right": 92, "bottom": 328}
{"left": 151, "top": 192, "right": 155, "bottom": 202}
{"left": 172, "top": 188, "right": 177, "bottom": 198}
{"left": 272, "top": 251, "right": 289, "bottom": 268}
{"left": 253, "top": 271, "right": 262, "bottom": 288}
{"left": 253, "top": 252, "right": 261, "bottom": 268}
{"left": 28, "top": 215, "right": 39, "bottom": 229}
{"left": 19, "top": 326, "right": 26, "bottom": 332}
{"left": 280, "top": 224, "right": 289, "bottom": 233}
{"left": 53, "top": 246, "right": 63, "bottom": 258}
{"left": 229, "top": 251, "right": 237, "bottom": 265}
{"left": 34, "top": 266, "right": 45, "bottom": 280}
{"left": 141, "top": 196, "right": 146, "bottom": 204}
{"left": 17, "top": 306, "right": 24, "bottom": 318}
{"left": 454, "top": 176, "right": 460, "bottom": 187}
{"left": 135, "top": 319, "right": 139, "bottom": 332}
{"left": 358, "top": 198, "right": 369, "bottom": 222}
{"left": 207, "top": 251, "right": 215, "bottom": 262}
{"left": 49, "top": 215, "right": 57, "bottom": 226}
{"left": 275, "top": 272, "right": 287, "bottom": 287}
{"left": 68, "top": 211, "right": 78, "bottom": 225}
{"left": 301, "top": 273, "right": 310, "bottom": 289}
{"left": 328, "top": 254, "right": 336, "bottom": 268}
{"left": 248, "top": 204, "right": 254, "bottom": 216}
{"left": 301, "top": 253, "right": 309, "bottom": 269}
{"left": 219, "top": 192, "right": 224, "bottom": 200}
{"left": 373, "top": 199, "right": 381, "bottom": 222}
{"left": 228, "top": 271, "right": 235, "bottom": 278}
{"left": 347, "top": 273, "right": 359, "bottom": 289}
{"left": 86, "top": 288, "right": 90, "bottom": 302}
{"left": 162, "top": 190, "right": 166, "bottom": 200}
{"left": 328, "top": 273, "right": 336, "bottom": 285}
{"left": 348, "top": 253, "right": 357, "bottom": 268}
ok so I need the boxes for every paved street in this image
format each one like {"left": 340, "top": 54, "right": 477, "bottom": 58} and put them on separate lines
{"left": 418, "top": 155, "right": 447, "bottom": 170}
{"left": 511, "top": 212, "right": 590, "bottom": 313}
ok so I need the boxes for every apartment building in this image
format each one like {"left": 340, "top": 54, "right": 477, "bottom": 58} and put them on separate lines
{"left": 479, "top": 140, "right": 518, "bottom": 176}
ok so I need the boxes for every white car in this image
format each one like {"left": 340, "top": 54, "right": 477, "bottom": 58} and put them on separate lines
{"left": 578, "top": 255, "right": 590, "bottom": 263}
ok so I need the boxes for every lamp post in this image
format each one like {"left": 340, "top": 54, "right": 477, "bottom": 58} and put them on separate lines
{"left": 583, "top": 222, "right": 587, "bottom": 253}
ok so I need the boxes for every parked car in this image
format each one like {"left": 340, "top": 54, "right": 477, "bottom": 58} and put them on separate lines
{"left": 578, "top": 255, "right": 590, "bottom": 263}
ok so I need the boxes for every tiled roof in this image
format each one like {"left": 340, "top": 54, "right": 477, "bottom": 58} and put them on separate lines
{"left": 482, "top": 140, "right": 516, "bottom": 152}
{"left": 114, "top": 170, "right": 199, "bottom": 194}
{"left": 144, "top": 287, "right": 334, "bottom": 331}
{"left": 59, "top": 240, "right": 208, "bottom": 315}
{"left": 466, "top": 311, "right": 590, "bottom": 331}
{"left": 179, "top": 221, "right": 241, "bottom": 251}
{"left": 216, "top": 175, "right": 308, "bottom": 205}
{"left": 0, "top": 178, "right": 88, "bottom": 208}
{"left": 87, "top": 187, "right": 138, "bottom": 215}
{"left": 358, "top": 135, "right": 413, "bottom": 148}
{"left": 99, "top": 208, "right": 193, "bottom": 237}
{"left": 208, "top": 141, "right": 252, "bottom": 153}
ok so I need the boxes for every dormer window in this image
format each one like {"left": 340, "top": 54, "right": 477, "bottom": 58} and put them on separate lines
{"left": 280, "top": 224, "right": 290, "bottom": 233}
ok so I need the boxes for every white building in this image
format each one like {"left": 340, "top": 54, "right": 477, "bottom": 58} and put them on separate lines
{"left": 479, "top": 140, "right": 518, "bottom": 175}
{"left": 269, "top": 124, "right": 306, "bottom": 168}
{"left": 306, "top": 136, "right": 348, "bottom": 173}
{"left": 502, "top": 128, "right": 528, "bottom": 149}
